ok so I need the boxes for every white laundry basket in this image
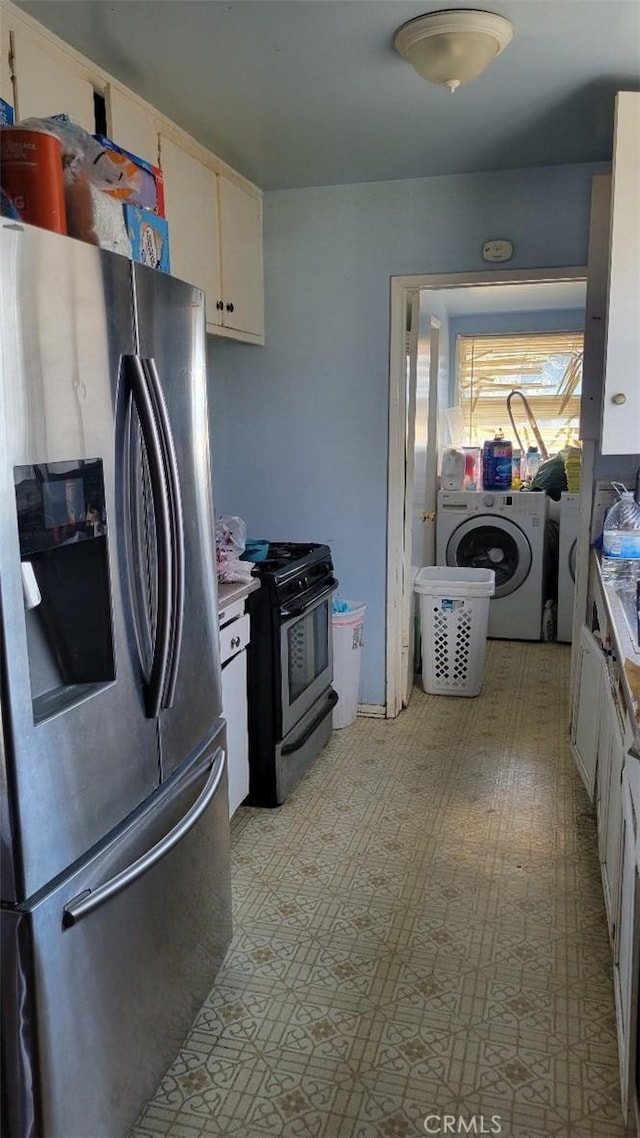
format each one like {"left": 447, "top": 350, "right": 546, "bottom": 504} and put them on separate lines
{"left": 332, "top": 602, "right": 366, "bottom": 728}
{"left": 415, "top": 568, "right": 495, "bottom": 697}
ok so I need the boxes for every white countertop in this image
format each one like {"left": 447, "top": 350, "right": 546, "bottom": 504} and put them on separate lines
{"left": 217, "top": 577, "right": 260, "bottom": 615}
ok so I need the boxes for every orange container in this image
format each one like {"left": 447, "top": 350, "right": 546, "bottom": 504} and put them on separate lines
{"left": 1, "top": 128, "right": 67, "bottom": 234}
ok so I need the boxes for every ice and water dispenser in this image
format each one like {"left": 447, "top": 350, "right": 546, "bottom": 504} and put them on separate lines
{"left": 14, "top": 458, "right": 115, "bottom": 721}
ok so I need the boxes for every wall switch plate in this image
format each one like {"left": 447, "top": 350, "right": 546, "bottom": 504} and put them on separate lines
{"left": 482, "top": 239, "right": 513, "bottom": 262}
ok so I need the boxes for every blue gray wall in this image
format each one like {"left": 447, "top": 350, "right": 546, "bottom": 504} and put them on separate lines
{"left": 208, "top": 161, "right": 608, "bottom": 707}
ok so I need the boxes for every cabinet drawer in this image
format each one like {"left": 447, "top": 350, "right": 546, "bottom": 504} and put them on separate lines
{"left": 219, "top": 598, "right": 245, "bottom": 628}
{"left": 219, "top": 614, "right": 250, "bottom": 665}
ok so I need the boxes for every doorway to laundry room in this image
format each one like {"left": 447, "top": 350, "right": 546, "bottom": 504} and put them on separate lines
{"left": 386, "top": 268, "right": 589, "bottom": 716}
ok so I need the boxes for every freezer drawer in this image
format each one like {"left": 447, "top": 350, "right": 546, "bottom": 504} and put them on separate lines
{"left": 1, "top": 731, "right": 232, "bottom": 1138}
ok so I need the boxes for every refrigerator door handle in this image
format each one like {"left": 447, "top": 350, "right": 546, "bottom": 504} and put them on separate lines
{"left": 125, "top": 354, "right": 173, "bottom": 718}
{"left": 62, "top": 747, "right": 226, "bottom": 927}
{"left": 141, "top": 357, "right": 185, "bottom": 711}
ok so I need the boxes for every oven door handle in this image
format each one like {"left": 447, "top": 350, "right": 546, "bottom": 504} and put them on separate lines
{"left": 280, "top": 577, "right": 339, "bottom": 620}
{"left": 281, "top": 689, "right": 338, "bottom": 755}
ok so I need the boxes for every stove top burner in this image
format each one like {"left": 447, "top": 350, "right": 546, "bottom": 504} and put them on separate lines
{"left": 256, "top": 542, "right": 326, "bottom": 575}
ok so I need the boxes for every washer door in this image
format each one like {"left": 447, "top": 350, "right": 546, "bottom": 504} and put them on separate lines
{"left": 446, "top": 515, "right": 532, "bottom": 598}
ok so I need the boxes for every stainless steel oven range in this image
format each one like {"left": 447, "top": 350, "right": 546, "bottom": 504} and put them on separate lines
{"left": 246, "top": 543, "right": 338, "bottom": 805}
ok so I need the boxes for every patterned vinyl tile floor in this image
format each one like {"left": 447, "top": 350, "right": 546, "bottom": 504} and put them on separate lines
{"left": 131, "top": 642, "right": 625, "bottom": 1138}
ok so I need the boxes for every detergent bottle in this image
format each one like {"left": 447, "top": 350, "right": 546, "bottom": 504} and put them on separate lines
{"left": 481, "top": 430, "right": 513, "bottom": 491}
{"left": 524, "top": 446, "right": 541, "bottom": 483}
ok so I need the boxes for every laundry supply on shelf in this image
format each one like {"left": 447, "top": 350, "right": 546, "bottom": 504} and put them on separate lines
{"left": 524, "top": 446, "right": 541, "bottom": 483}
{"left": 481, "top": 431, "right": 513, "bottom": 491}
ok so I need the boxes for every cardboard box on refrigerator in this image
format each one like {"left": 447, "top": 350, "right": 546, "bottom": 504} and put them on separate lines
{"left": 123, "top": 204, "right": 170, "bottom": 273}
{"left": 0, "top": 98, "right": 14, "bottom": 125}
{"left": 93, "top": 134, "right": 165, "bottom": 216}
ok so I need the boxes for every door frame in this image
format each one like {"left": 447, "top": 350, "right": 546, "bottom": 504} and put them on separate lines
{"left": 386, "top": 265, "right": 588, "bottom": 718}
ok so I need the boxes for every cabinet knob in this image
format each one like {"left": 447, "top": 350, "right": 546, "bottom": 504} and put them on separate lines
{"left": 226, "top": 302, "right": 235, "bottom": 313}
{"left": 216, "top": 300, "right": 224, "bottom": 311}
{"left": 230, "top": 635, "right": 241, "bottom": 649}
{"left": 612, "top": 392, "right": 627, "bottom": 405}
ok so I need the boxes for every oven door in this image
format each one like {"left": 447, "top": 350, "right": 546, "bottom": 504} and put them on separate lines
{"left": 279, "top": 578, "right": 337, "bottom": 739}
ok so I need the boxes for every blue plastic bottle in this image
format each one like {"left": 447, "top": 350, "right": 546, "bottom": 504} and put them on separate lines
{"left": 482, "top": 432, "right": 513, "bottom": 491}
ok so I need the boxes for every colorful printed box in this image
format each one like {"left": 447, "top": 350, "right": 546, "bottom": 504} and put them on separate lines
{"left": 94, "top": 134, "right": 165, "bottom": 216}
{"left": 123, "top": 204, "right": 170, "bottom": 273}
{"left": 0, "top": 98, "right": 15, "bottom": 125}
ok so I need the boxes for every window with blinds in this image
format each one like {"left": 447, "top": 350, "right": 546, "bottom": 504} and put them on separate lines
{"left": 456, "top": 331, "right": 584, "bottom": 453}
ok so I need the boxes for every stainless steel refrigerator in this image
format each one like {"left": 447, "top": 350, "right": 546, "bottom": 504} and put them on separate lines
{"left": 0, "top": 219, "right": 232, "bottom": 1137}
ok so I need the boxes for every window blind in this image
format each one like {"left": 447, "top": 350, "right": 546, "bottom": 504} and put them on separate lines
{"left": 456, "top": 331, "right": 584, "bottom": 453}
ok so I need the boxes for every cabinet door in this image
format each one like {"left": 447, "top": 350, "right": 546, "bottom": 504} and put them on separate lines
{"left": 159, "top": 134, "right": 220, "bottom": 320}
{"left": 221, "top": 649, "right": 249, "bottom": 818}
{"left": 218, "top": 174, "right": 265, "bottom": 341}
{"left": 571, "top": 625, "right": 606, "bottom": 800}
{"left": 105, "top": 85, "right": 158, "bottom": 167}
{"left": 601, "top": 92, "right": 640, "bottom": 454}
{"left": 600, "top": 694, "right": 625, "bottom": 939}
{"left": 10, "top": 22, "right": 95, "bottom": 131}
{"left": 580, "top": 174, "right": 611, "bottom": 442}
{"left": 613, "top": 770, "right": 639, "bottom": 1125}
{"left": 1, "top": 7, "right": 14, "bottom": 105}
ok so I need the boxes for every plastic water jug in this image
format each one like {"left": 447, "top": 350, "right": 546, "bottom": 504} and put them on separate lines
{"left": 602, "top": 481, "right": 640, "bottom": 586}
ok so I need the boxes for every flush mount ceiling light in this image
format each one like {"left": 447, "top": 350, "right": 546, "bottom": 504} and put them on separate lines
{"left": 394, "top": 9, "right": 514, "bottom": 95}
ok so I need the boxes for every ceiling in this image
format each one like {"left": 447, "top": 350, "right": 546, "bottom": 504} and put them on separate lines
{"left": 437, "top": 280, "right": 587, "bottom": 317}
{"left": 18, "top": 1, "right": 640, "bottom": 191}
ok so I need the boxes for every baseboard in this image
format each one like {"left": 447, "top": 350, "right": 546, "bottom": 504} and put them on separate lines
{"left": 357, "top": 704, "right": 386, "bottom": 718}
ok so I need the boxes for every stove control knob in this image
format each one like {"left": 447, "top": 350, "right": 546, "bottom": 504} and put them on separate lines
{"left": 483, "top": 494, "right": 495, "bottom": 507}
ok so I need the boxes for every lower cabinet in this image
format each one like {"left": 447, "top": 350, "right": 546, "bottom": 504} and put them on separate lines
{"left": 599, "top": 694, "right": 625, "bottom": 940}
{"left": 613, "top": 764, "right": 640, "bottom": 1128}
{"left": 573, "top": 620, "right": 640, "bottom": 1128}
{"left": 219, "top": 604, "right": 250, "bottom": 818}
{"left": 571, "top": 624, "right": 607, "bottom": 799}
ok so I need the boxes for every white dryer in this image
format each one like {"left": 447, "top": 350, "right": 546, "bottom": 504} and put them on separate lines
{"left": 557, "top": 492, "right": 580, "bottom": 643}
{"left": 436, "top": 490, "right": 549, "bottom": 640}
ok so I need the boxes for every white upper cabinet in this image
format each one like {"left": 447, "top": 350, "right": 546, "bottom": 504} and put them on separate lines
{"left": 159, "top": 142, "right": 265, "bottom": 343}
{"left": 105, "top": 85, "right": 158, "bottom": 166}
{"left": 8, "top": 21, "right": 95, "bottom": 132}
{"left": 159, "top": 133, "right": 221, "bottom": 318}
{"left": 217, "top": 174, "right": 264, "bottom": 341}
{"left": 1, "top": 0, "right": 265, "bottom": 346}
{"left": 601, "top": 91, "right": 640, "bottom": 454}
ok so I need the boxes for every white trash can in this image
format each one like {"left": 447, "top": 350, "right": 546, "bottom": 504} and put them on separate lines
{"left": 414, "top": 568, "right": 495, "bottom": 697}
{"left": 332, "top": 602, "right": 366, "bottom": 728}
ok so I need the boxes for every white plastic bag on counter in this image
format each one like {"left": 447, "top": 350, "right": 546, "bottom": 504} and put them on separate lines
{"left": 215, "top": 515, "right": 247, "bottom": 557}
{"left": 216, "top": 549, "right": 253, "bottom": 584}
{"left": 215, "top": 515, "right": 250, "bottom": 582}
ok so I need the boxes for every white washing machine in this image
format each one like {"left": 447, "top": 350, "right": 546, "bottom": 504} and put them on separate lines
{"left": 557, "top": 492, "right": 580, "bottom": 643}
{"left": 436, "top": 490, "right": 549, "bottom": 640}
